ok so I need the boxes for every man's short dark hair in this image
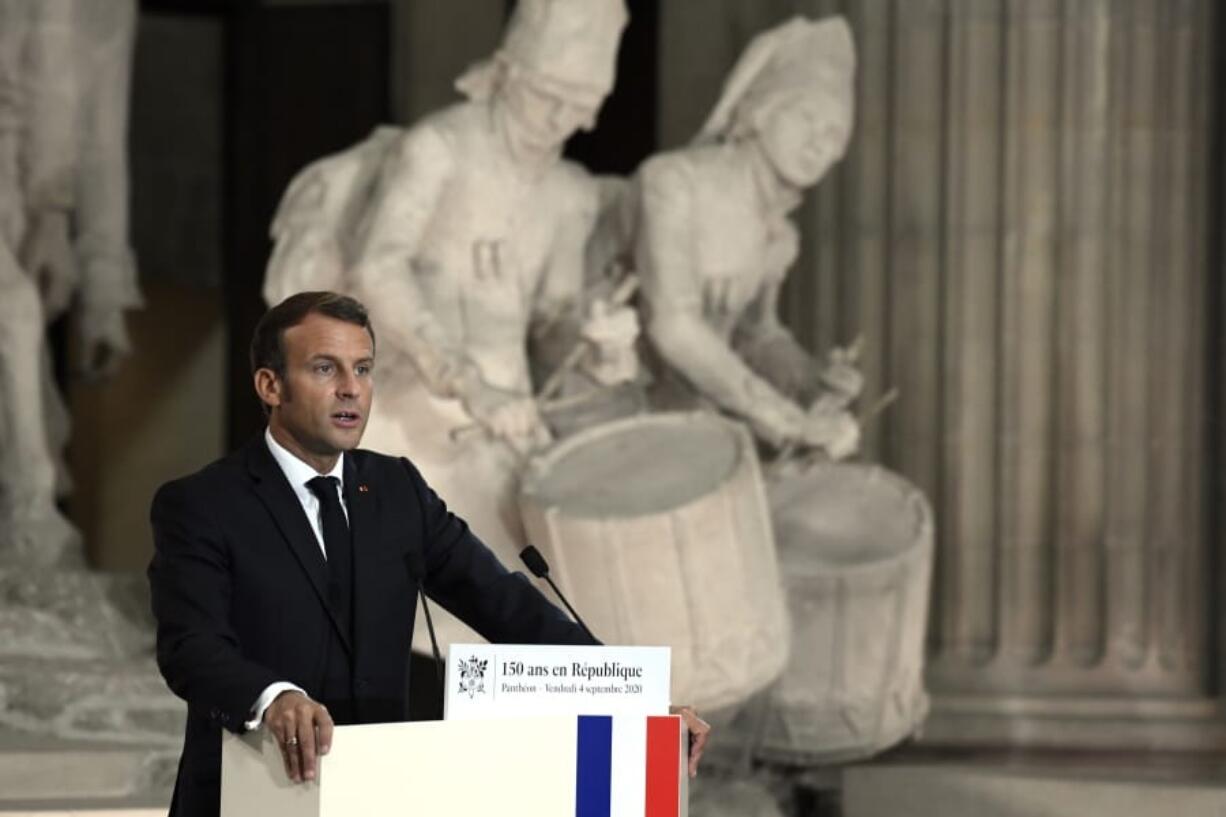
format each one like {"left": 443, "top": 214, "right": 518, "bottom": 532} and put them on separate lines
{"left": 250, "top": 291, "right": 376, "bottom": 380}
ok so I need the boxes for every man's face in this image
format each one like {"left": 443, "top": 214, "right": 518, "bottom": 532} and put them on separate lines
{"left": 261, "top": 313, "right": 375, "bottom": 460}
{"left": 757, "top": 96, "right": 851, "bottom": 189}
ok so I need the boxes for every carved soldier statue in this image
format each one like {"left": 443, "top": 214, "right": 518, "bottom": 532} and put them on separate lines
{"left": 0, "top": 0, "right": 141, "bottom": 564}
{"left": 634, "top": 16, "right": 861, "bottom": 460}
{"left": 265, "top": 0, "right": 638, "bottom": 647}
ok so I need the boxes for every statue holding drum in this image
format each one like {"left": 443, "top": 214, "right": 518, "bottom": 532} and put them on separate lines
{"left": 622, "top": 15, "right": 934, "bottom": 767}
{"left": 518, "top": 16, "right": 872, "bottom": 725}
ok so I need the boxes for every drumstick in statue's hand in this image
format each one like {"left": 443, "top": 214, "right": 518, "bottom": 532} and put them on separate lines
{"left": 449, "top": 275, "right": 640, "bottom": 446}
{"left": 537, "top": 274, "right": 640, "bottom": 401}
{"left": 860, "top": 387, "right": 899, "bottom": 424}
{"left": 771, "top": 386, "right": 900, "bottom": 474}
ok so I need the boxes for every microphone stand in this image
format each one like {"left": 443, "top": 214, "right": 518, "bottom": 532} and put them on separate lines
{"left": 519, "top": 545, "right": 598, "bottom": 643}
{"left": 407, "top": 552, "right": 445, "bottom": 687}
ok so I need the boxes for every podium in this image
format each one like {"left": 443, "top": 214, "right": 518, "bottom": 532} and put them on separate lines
{"left": 220, "top": 714, "right": 689, "bottom": 817}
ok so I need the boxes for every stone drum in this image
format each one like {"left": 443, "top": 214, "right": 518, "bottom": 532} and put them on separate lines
{"left": 757, "top": 463, "right": 933, "bottom": 765}
{"left": 519, "top": 412, "right": 789, "bottom": 712}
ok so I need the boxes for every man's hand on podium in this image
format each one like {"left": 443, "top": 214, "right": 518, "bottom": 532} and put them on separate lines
{"left": 670, "top": 705, "right": 711, "bottom": 778}
{"left": 264, "top": 690, "right": 334, "bottom": 783}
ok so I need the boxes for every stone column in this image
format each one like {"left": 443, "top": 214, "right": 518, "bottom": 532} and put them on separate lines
{"left": 660, "top": 0, "right": 1220, "bottom": 749}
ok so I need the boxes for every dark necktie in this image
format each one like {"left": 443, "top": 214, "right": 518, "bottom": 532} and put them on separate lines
{"left": 307, "top": 476, "right": 353, "bottom": 638}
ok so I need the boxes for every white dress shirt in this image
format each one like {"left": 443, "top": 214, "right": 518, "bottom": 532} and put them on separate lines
{"left": 245, "top": 428, "right": 349, "bottom": 730}
{"left": 263, "top": 427, "right": 348, "bottom": 555}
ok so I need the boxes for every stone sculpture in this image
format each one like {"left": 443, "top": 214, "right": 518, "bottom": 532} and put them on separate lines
{"left": 520, "top": 412, "right": 788, "bottom": 713}
{"left": 633, "top": 16, "right": 861, "bottom": 460}
{"left": 757, "top": 462, "right": 932, "bottom": 764}
{"left": 621, "top": 16, "right": 934, "bottom": 782}
{"left": 0, "top": 2, "right": 181, "bottom": 773}
{"left": 266, "top": 0, "right": 640, "bottom": 648}
{"left": 0, "top": 0, "right": 142, "bottom": 565}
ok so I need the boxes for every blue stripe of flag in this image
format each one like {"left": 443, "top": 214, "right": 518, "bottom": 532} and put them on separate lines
{"left": 575, "top": 715, "right": 612, "bottom": 817}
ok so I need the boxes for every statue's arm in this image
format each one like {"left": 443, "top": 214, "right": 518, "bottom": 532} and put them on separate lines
{"left": 349, "top": 126, "right": 478, "bottom": 399}
{"left": 638, "top": 157, "right": 804, "bottom": 445}
{"left": 732, "top": 279, "right": 823, "bottom": 403}
{"left": 527, "top": 165, "right": 603, "bottom": 373}
{"left": 0, "top": 1, "right": 24, "bottom": 246}
{"left": 75, "top": 0, "right": 142, "bottom": 317}
{"left": 528, "top": 167, "right": 642, "bottom": 391}
{"left": 19, "top": 0, "right": 78, "bottom": 214}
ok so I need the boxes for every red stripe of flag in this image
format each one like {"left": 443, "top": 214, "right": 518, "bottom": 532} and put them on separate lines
{"left": 644, "top": 716, "right": 680, "bottom": 817}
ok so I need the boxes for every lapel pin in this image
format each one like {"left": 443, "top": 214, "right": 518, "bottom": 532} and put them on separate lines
{"left": 358, "top": 484, "right": 370, "bottom": 493}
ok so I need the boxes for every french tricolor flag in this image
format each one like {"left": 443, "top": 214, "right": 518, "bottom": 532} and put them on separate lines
{"left": 574, "top": 715, "right": 688, "bottom": 817}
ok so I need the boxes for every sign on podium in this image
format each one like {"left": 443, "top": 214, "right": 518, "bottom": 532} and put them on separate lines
{"left": 445, "top": 643, "right": 672, "bottom": 719}
{"left": 221, "top": 645, "right": 688, "bottom": 817}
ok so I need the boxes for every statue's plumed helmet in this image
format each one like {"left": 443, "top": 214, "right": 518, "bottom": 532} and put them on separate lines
{"left": 696, "top": 16, "right": 856, "bottom": 144}
{"left": 456, "top": 0, "right": 629, "bottom": 108}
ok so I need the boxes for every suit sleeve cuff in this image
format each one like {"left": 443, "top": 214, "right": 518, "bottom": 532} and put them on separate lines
{"left": 244, "top": 681, "right": 306, "bottom": 731}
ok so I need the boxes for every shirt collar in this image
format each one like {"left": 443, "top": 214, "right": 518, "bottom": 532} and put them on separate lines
{"left": 264, "top": 427, "right": 345, "bottom": 492}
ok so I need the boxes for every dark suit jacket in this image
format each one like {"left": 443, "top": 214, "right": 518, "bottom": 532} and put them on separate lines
{"left": 148, "top": 436, "right": 593, "bottom": 817}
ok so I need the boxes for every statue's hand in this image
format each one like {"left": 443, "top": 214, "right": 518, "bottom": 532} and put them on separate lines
{"left": 747, "top": 389, "right": 809, "bottom": 449}
{"left": 464, "top": 382, "right": 552, "bottom": 453}
{"left": 818, "top": 344, "right": 864, "bottom": 403}
{"left": 77, "top": 306, "right": 132, "bottom": 381}
{"left": 20, "top": 210, "right": 77, "bottom": 320}
{"left": 800, "top": 404, "right": 860, "bottom": 461}
{"left": 579, "top": 298, "right": 639, "bottom": 386}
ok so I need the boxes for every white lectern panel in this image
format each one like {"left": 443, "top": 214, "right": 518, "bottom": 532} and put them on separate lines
{"left": 221, "top": 715, "right": 687, "bottom": 817}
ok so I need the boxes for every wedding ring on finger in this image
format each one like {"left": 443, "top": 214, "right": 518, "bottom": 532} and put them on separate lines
{"left": 285, "top": 735, "right": 299, "bottom": 747}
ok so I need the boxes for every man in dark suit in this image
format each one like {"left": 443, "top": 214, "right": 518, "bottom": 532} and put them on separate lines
{"left": 149, "top": 292, "right": 659, "bottom": 817}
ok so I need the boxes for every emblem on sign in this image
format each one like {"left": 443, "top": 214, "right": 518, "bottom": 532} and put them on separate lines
{"left": 456, "top": 656, "right": 489, "bottom": 699}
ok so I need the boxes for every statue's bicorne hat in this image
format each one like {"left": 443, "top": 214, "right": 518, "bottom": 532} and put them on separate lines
{"left": 695, "top": 16, "right": 856, "bottom": 144}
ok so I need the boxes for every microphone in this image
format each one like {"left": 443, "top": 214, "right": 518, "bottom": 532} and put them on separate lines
{"left": 519, "top": 545, "right": 598, "bottom": 643}
{"left": 405, "top": 550, "right": 445, "bottom": 688}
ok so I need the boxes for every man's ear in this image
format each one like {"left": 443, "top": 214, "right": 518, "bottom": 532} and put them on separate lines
{"left": 253, "top": 368, "right": 283, "bottom": 409}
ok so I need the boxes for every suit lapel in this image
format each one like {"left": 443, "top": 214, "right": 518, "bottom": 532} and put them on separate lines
{"left": 246, "top": 437, "right": 352, "bottom": 655}
{"left": 345, "top": 454, "right": 380, "bottom": 661}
